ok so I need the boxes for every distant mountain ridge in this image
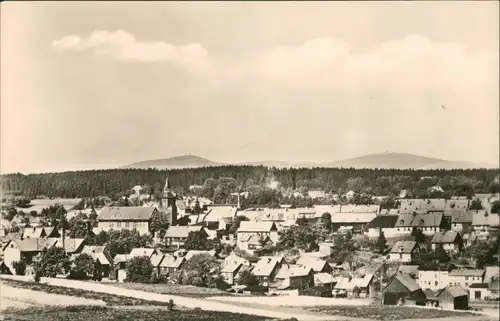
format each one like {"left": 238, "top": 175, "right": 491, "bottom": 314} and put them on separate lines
{"left": 123, "top": 155, "right": 223, "bottom": 169}
{"left": 123, "top": 153, "right": 498, "bottom": 170}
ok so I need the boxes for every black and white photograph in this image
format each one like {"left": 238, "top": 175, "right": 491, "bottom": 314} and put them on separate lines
{"left": 1, "top": 1, "right": 499, "bottom": 320}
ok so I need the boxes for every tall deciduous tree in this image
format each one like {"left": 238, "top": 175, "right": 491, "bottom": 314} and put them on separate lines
{"left": 181, "top": 253, "right": 221, "bottom": 288}
{"left": 70, "top": 253, "right": 95, "bottom": 279}
{"left": 35, "top": 247, "right": 71, "bottom": 278}
{"left": 126, "top": 256, "right": 153, "bottom": 283}
{"left": 185, "top": 230, "right": 208, "bottom": 250}
{"left": 329, "top": 232, "right": 359, "bottom": 273}
{"left": 149, "top": 210, "right": 169, "bottom": 235}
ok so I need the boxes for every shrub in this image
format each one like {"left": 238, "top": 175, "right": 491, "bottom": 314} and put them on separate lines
{"left": 34, "top": 270, "right": 42, "bottom": 283}
{"left": 12, "top": 260, "right": 27, "bottom": 275}
{"left": 149, "top": 273, "right": 160, "bottom": 284}
{"left": 167, "top": 299, "right": 175, "bottom": 311}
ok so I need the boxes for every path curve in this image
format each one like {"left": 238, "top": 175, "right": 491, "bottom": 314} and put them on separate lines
{"left": 1, "top": 275, "right": 339, "bottom": 321}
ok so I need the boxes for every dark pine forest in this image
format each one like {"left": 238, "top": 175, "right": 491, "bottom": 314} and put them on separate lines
{"left": 1, "top": 166, "right": 498, "bottom": 207}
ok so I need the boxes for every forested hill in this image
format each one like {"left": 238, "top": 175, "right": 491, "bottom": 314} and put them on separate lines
{"left": 1, "top": 166, "right": 499, "bottom": 201}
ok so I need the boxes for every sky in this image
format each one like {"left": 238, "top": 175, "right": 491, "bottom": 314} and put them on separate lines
{"left": 1, "top": 1, "right": 499, "bottom": 174}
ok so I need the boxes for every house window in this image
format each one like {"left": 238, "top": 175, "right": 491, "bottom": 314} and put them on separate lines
{"left": 109, "top": 222, "right": 114, "bottom": 228}
{"left": 465, "top": 277, "right": 469, "bottom": 280}
{"left": 435, "top": 281, "right": 438, "bottom": 286}
{"left": 125, "top": 222, "right": 130, "bottom": 228}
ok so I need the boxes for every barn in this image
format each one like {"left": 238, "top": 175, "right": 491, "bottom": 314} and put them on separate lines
{"left": 435, "top": 285, "right": 469, "bottom": 310}
{"left": 382, "top": 273, "right": 426, "bottom": 306}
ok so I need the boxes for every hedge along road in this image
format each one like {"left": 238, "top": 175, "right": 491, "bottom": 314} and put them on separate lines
{"left": 0, "top": 275, "right": 349, "bottom": 321}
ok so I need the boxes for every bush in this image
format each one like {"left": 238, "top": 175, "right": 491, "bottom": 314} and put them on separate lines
{"left": 12, "top": 260, "right": 27, "bottom": 275}
{"left": 149, "top": 273, "right": 160, "bottom": 284}
{"left": 167, "top": 299, "right": 175, "bottom": 311}
{"left": 34, "top": 270, "right": 42, "bottom": 283}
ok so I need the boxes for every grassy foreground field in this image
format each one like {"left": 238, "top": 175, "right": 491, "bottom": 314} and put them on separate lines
{"left": 306, "top": 305, "right": 479, "bottom": 320}
{"left": 111, "top": 282, "right": 232, "bottom": 298}
{"left": 1, "top": 278, "right": 169, "bottom": 306}
{"left": 0, "top": 306, "right": 278, "bottom": 321}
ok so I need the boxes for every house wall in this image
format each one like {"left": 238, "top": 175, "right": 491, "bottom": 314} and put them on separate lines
{"left": 468, "top": 288, "right": 491, "bottom": 301}
{"left": 418, "top": 270, "right": 450, "bottom": 290}
{"left": 389, "top": 253, "right": 413, "bottom": 263}
{"left": 367, "top": 227, "right": 400, "bottom": 238}
{"left": 237, "top": 231, "right": 272, "bottom": 248}
{"left": 289, "top": 274, "right": 314, "bottom": 290}
{"left": 393, "top": 227, "right": 413, "bottom": 236}
{"left": 448, "top": 275, "right": 484, "bottom": 289}
{"left": 224, "top": 254, "right": 251, "bottom": 268}
{"left": 420, "top": 227, "right": 442, "bottom": 236}
{"left": 431, "top": 243, "right": 459, "bottom": 253}
{"left": 222, "top": 271, "right": 235, "bottom": 285}
{"left": 165, "top": 237, "right": 187, "bottom": 248}
{"left": 98, "top": 221, "right": 149, "bottom": 235}
{"left": 3, "top": 243, "right": 21, "bottom": 271}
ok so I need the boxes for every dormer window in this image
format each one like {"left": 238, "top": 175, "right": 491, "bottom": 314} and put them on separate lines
{"left": 400, "top": 220, "right": 404, "bottom": 224}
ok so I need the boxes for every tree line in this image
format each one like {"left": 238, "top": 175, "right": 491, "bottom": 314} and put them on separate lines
{"left": 1, "top": 166, "right": 498, "bottom": 206}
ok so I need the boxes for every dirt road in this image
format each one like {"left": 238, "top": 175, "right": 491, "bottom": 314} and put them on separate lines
{"left": 0, "top": 275, "right": 343, "bottom": 321}
{"left": 0, "top": 283, "right": 106, "bottom": 310}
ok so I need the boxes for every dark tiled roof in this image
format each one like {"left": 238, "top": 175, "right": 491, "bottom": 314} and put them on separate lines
{"left": 395, "top": 273, "right": 421, "bottom": 292}
{"left": 390, "top": 241, "right": 417, "bottom": 254}
{"left": 368, "top": 215, "right": 398, "bottom": 229}
{"left": 437, "top": 285, "right": 468, "bottom": 297}
{"left": 432, "top": 231, "right": 459, "bottom": 244}
{"left": 98, "top": 206, "right": 156, "bottom": 221}
{"left": 445, "top": 211, "right": 473, "bottom": 223}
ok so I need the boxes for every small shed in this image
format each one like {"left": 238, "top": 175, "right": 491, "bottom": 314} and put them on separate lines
{"left": 299, "top": 286, "right": 333, "bottom": 298}
{"left": 382, "top": 273, "right": 426, "bottom": 306}
{"left": 436, "top": 285, "right": 469, "bottom": 310}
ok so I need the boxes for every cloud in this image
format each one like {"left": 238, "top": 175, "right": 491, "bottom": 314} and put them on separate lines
{"left": 52, "top": 30, "right": 214, "bottom": 74}
{"left": 244, "top": 34, "right": 497, "bottom": 100}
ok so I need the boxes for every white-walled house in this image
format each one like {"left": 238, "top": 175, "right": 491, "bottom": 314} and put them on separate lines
{"left": 394, "top": 213, "right": 446, "bottom": 236}
{"left": 2, "top": 238, "right": 58, "bottom": 274}
{"left": 389, "top": 241, "right": 419, "bottom": 263}
{"left": 472, "top": 211, "right": 500, "bottom": 232}
{"left": 431, "top": 231, "right": 464, "bottom": 254}
{"left": 418, "top": 269, "right": 451, "bottom": 290}
{"left": 446, "top": 211, "right": 473, "bottom": 233}
{"left": 366, "top": 215, "right": 399, "bottom": 238}
{"left": 236, "top": 221, "right": 279, "bottom": 249}
{"left": 448, "top": 269, "right": 485, "bottom": 289}
{"left": 97, "top": 207, "right": 157, "bottom": 235}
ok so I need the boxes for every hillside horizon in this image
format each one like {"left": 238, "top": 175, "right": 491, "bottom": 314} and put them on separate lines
{"left": 123, "top": 152, "right": 498, "bottom": 171}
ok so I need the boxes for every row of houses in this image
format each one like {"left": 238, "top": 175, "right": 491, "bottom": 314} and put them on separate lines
{"left": 393, "top": 265, "right": 500, "bottom": 302}
{"left": 221, "top": 248, "right": 375, "bottom": 297}
{"left": 366, "top": 210, "right": 499, "bottom": 239}
{"left": 382, "top": 273, "right": 471, "bottom": 309}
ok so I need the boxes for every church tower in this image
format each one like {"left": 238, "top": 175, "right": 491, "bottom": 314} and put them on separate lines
{"left": 162, "top": 176, "right": 178, "bottom": 225}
